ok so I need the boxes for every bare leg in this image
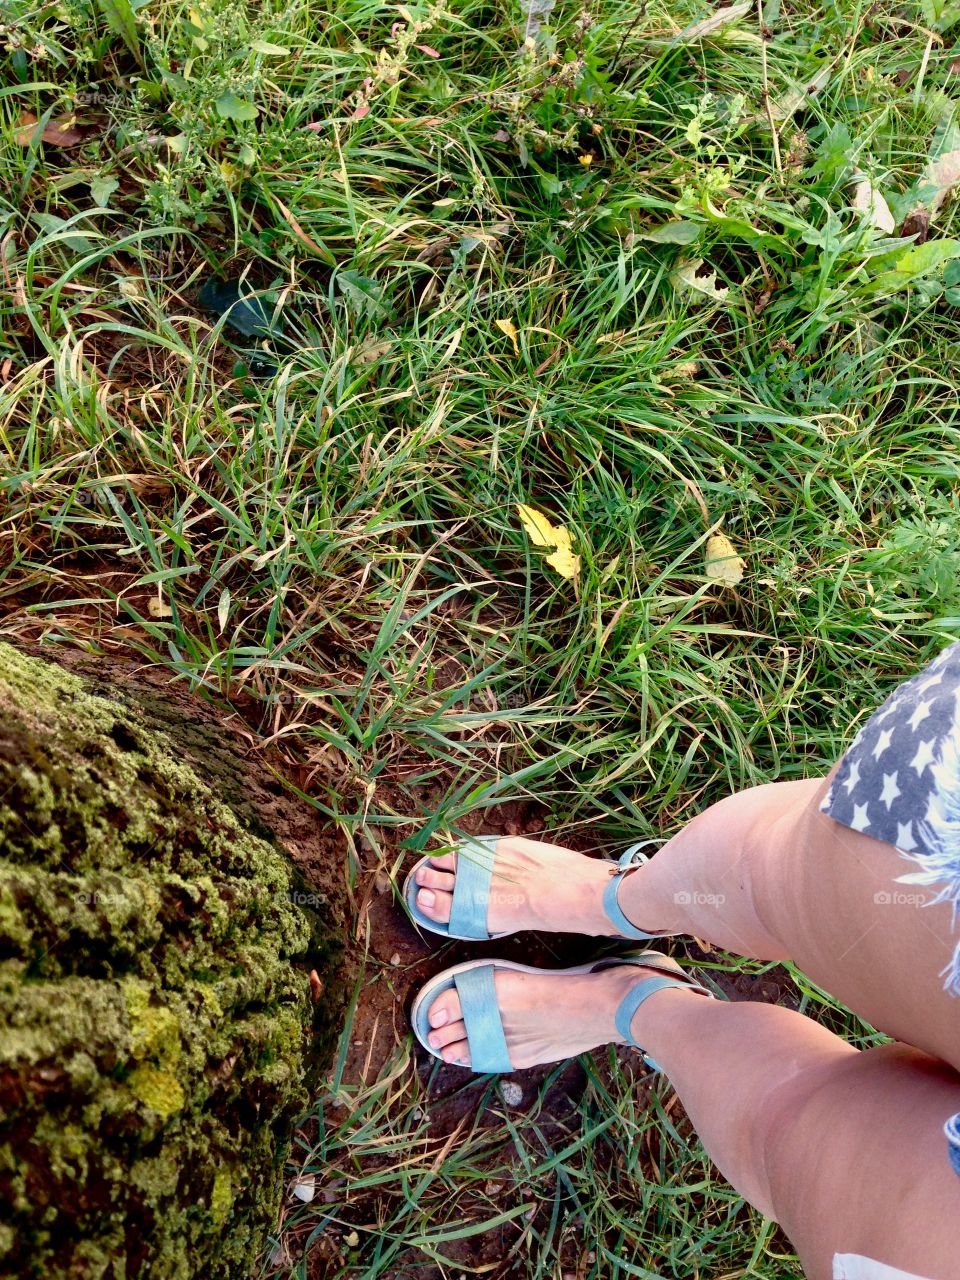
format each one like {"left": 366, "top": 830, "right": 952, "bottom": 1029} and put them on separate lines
{"left": 631, "top": 986, "right": 960, "bottom": 1280}
{"left": 616, "top": 774, "right": 960, "bottom": 1071}
{"left": 413, "top": 778, "right": 960, "bottom": 1069}
{"left": 424, "top": 970, "right": 960, "bottom": 1280}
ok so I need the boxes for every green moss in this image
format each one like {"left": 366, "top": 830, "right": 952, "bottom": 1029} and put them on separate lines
{"left": 211, "top": 1168, "right": 235, "bottom": 1224}
{"left": 127, "top": 1064, "right": 186, "bottom": 1118}
{"left": 0, "top": 642, "right": 345, "bottom": 1279}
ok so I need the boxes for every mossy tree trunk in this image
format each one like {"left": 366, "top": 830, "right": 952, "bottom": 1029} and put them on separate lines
{"left": 0, "top": 642, "right": 345, "bottom": 1279}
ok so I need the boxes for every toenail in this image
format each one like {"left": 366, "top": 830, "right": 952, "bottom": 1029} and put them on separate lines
{"left": 418, "top": 889, "right": 435, "bottom": 908}
{"left": 430, "top": 1007, "right": 448, "bottom": 1027}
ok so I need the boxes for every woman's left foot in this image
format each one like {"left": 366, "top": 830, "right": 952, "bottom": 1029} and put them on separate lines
{"left": 422, "top": 963, "right": 692, "bottom": 1070}
{"left": 412, "top": 836, "right": 654, "bottom": 938}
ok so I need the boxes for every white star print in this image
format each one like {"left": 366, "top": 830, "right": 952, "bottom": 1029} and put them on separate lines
{"left": 910, "top": 739, "right": 936, "bottom": 776}
{"left": 879, "top": 771, "right": 900, "bottom": 808}
{"left": 908, "top": 700, "right": 933, "bottom": 731}
{"left": 916, "top": 671, "right": 945, "bottom": 695}
{"left": 851, "top": 801, "right": 871, "bottom": 831}
{"left": 872, "top": 728, "right": 894, "bottom": 759}
{"left": 843, "top": 760, "right": 861, "bottom": 794}
{"left": 896, "top": 820, "right": 917, "bottom": 851}
{"left": 874, "top": 698, "right": 901, "bottom": 723}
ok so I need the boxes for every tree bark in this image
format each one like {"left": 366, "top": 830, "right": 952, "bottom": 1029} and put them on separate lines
{"left": 0, "top": 641, "right": 347, "bottom": 1279}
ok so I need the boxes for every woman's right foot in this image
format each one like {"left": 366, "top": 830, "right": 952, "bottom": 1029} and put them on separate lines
{"left": 422, "top": 961, "right": 698, "bottom": 1070}
{"left": 412, "top": 837, "right": 659, "bottom": 938}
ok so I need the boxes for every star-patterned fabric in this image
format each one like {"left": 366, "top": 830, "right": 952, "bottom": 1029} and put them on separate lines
{"left": 821, "top": 640, "right": 960, "bottom": 1175}
{"left": 822, "top": 641, "right": 960, "bottom": 862}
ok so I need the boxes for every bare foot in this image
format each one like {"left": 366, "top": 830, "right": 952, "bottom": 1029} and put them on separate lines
{"left": 423, "top": 963, "right": 694, "bottom": 1069}
{"left": 413, "top": 837, "right": 654, "bottom": 937}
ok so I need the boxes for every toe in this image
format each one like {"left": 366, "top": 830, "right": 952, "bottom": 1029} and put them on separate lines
{"left": 428, "top": 988, "right": 462, "bottom": 1028}
{"left": 417, "top": 886, "right": 452, "bottom": 922}
{"left": 428, "top": 1019, "right": 466, "bottom": 1050}
{"left": 427, "top": 852, "right": 457, "bottom": 872}
{"left": 415, "top": 865, "right": 456, "bottom": 892}
{"left": 441, "top": 1038, "right": 471, "bottom": 1067}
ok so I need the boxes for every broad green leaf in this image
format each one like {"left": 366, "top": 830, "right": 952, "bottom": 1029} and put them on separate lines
{"left": 90, "top": 174, "right": 119, "bottom": 206}
{"left": 892, "top": 238, "right": 960, "bottom": 275}
{"left": 921, "top": 0, "right": 960, "bottom": 30}
{"left": 215, "top": 90, "right": 259, "bottom": 122}
{"left": 867, "top": 237, "right": 960, "bottom": 295}
{"left": 95, "top": 0, "right": 145, "bottom": 59}
{"left": 638, "top": 220, "right": 702, "bottom": 245}
{"left": 250, "top": 40, "right": 290, "bottom": 54}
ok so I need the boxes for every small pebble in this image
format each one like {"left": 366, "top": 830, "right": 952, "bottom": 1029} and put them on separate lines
{"left": 389, "top": 952, "right": 401, "bottom": 966}
{"left": 501, "top": 1080, "right": 523, "bottom": 1106}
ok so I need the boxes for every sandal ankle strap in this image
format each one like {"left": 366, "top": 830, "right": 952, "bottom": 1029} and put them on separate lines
{"left": 602, "top": 843, "right": 662, "bottom": 940}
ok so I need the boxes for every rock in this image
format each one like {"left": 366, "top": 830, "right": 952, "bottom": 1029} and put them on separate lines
{"left": 501, "top": 1080, "right": 523, "bottom": 1106}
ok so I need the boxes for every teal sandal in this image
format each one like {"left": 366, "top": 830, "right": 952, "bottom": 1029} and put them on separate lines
{"left": 403, "top": 839, "right": 668, "bottom": 942}
{"left": 410, "top": 949, "right": 715, "bottom": 1075}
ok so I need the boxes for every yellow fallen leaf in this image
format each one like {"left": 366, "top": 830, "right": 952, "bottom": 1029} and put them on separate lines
{"left": 495, "top": 317, "right": 519, "bottom": 354}
{"left": 516, "top": 504, "right": 580, "bottom": 580}
{"left": 705, "top": 532, "right": 745, "bottom": 587}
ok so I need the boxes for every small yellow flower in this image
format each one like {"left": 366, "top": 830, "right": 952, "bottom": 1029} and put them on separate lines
{"left": 578, "top": 153, "right": 593, "bottom": 166}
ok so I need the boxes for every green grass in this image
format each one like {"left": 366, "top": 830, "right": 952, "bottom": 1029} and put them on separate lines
{"left": 3, "top": 0, "right": 960, "bottom": 1273}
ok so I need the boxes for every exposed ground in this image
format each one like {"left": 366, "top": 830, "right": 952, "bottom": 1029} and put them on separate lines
{"left": 3, "top": 0, "right": 960, "bottom": 1274}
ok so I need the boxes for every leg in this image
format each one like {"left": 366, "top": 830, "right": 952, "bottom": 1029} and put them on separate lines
{"left": 631, "top": 985, "right": 960, "bottom": 1280}
{"left": 617, "top": 775, "right": 960, "bottom": 1072}
{"left": 422, "top": 967, "right": 960, "bottom": 1280}
{"left": 412, "top": 776, "right": 960, "bottom": 1066}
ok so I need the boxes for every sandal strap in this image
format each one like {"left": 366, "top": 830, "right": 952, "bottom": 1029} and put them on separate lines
{"left": 447, "top": 836, "right": 497, "bottom": 939}
{"left": 602, "top": 844, "right": 659, "bottom": 940}
{"left": 614, "top": 962, "right": 713, "bottom": 1068}
{"left": 453, "top": 965, "right": 512, "bottom": 1074}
